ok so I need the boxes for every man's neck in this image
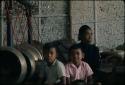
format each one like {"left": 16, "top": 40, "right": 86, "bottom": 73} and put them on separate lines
{"left": 81, "top": 41, "right": 91, "bottom": 44}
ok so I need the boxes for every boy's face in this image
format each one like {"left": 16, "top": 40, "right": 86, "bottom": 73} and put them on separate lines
{"left": 47, "top": 48, "right": 57, "bottom": 64}
{"left": 70, "top": 48, "right": 84, "bottom": 65}
{"left": 81, "top": 29, "right": 92, "bottom": 43}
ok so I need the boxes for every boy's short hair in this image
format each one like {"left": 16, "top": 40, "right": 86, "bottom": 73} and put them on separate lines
{"left": 43, "top": 43, "right": 58, "bottom": 53}
{"left": 69, "top": 44, "right": 85, "bottom": 56}
{"left": 78, "top": 25, "right": 91, "bottom": 40}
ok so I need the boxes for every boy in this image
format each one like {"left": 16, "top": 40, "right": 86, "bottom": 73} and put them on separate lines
{"left": 39, "top": 43, "right": 66, "bottom": 85}
{"left": 65, "top": 44, "right": 93, "bottom": 85}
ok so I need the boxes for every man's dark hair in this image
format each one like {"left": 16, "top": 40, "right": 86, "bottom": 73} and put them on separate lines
{"left": 78, "top": 25, "right": 91, "bottom": 40}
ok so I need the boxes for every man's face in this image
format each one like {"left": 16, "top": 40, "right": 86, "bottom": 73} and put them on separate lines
{"left": 47, "top": 48, "right": 57, "bottom": 63}
{"left": 81, "top": 29, "right": 92, "bottom": 43}
{"left": 70, "top": 49, "right": 84, "bottom": 65}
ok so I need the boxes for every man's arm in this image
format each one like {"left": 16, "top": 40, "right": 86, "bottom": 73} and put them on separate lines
{"left": 94, "top": 46, "right": 101, "bottom": 70}
{"left": 94, "top": 46, "right": 102, "bottom": 85}
{"left": 87, "top": 75, "right": 102, "bottom": 85}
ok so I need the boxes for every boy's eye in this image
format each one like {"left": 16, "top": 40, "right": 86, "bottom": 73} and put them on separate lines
{"left": 72, "top": 52, "right": 79, "bottom": 56}
{"left": 50, "top": 52, "right": 54, "bottom": 55}
{"left": 76, "top": 51, "right": 81, "bottom": 54}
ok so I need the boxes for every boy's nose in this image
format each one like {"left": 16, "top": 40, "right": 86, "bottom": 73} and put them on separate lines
{"left": 74, "top": 55, "right": 78, "bottom": 59}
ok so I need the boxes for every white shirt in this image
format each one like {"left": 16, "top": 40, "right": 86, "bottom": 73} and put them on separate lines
{"left": 40, "top": 59, "right": 66, "bottom": 84}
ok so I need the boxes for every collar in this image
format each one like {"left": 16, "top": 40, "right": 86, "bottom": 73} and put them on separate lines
{"left": 70, "top": 61, "right": 83, "bottom": 68}
{"left": 52, "top": 59, "right": 57, "bottom": 66}
{"left": 47, "top": 59, "right": 57, "bottom": 67}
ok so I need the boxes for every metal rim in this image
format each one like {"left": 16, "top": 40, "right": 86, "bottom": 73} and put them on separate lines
{"left": 18, "top": 44, "right": 43, "bottom": 61}
{"left": 19, "top": 48, "right": 36, "bottom": 79}
{"left": 0, "top": 47, "right": 27, "bottom": 84}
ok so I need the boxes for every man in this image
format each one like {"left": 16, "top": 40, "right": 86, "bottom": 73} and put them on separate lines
{"left": 78, "top": 25, "right": 101, "bottom": 85}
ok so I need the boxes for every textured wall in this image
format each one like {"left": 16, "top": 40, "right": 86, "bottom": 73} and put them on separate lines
{"left": 95, "top": 1, "right": 124, "bottom": 49}
{"left": 71, "top": 1, "right": 94, "bottom": 42}
{"left": 38, "top": 1, "right": 69, "bottom": 44}
{"left": 71, "top": 1, "right": 125, "bottom": 49}
{"left": 1, "top": 1, "right": 69, "bottom": 45}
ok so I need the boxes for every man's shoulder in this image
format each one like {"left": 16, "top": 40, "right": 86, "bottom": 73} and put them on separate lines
{"left": 77, "top": 43, "right": 99, "bottom": 48}
{"left": 89, "top": 44, "right": 99, "bottom": 51}
{"left": 92, "top": 44, "right": 99, "bottom": 48}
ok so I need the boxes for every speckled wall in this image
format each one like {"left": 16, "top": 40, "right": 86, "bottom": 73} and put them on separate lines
{"left": 95, "top": 1, "right": 124, "bottom": 49}
{"left": 71, "top": 1, "right": 124, "bottom": 49}
{"left": 38, "top": 1, "right": 69, "bottom": 44}
{"left": 1, "top": 1, "right": 69, "bottom": 45}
